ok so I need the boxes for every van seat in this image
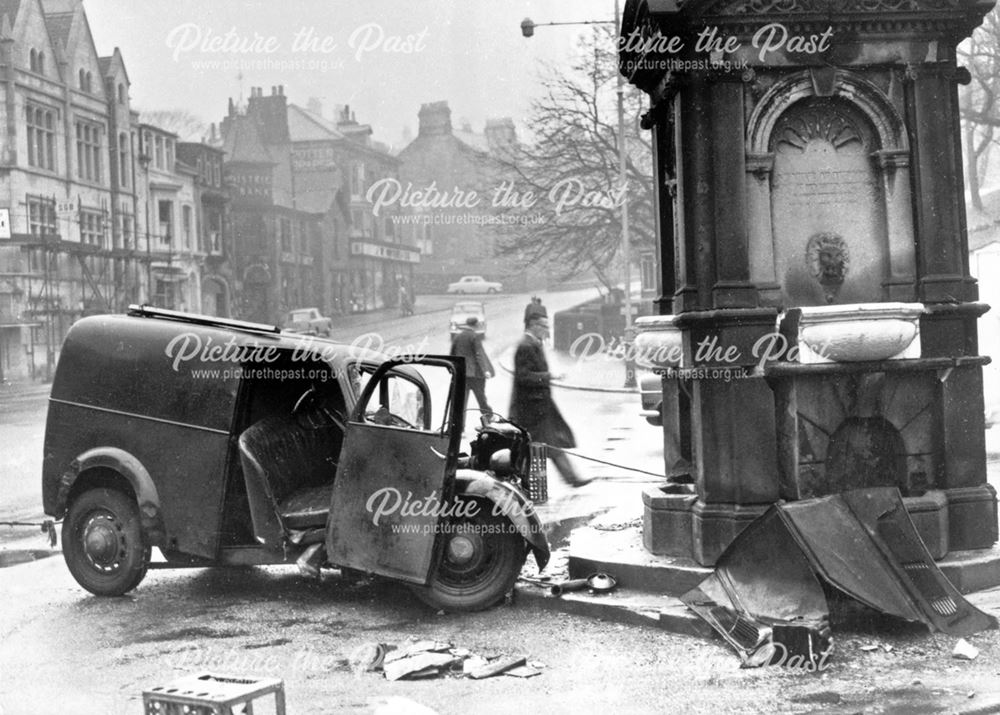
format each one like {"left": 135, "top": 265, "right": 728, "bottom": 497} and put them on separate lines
{"left": 239, "top": 413, "right": 342, "bottom": 545}
{"left": 279, "top": 484, "right": 334, "bottom": 529}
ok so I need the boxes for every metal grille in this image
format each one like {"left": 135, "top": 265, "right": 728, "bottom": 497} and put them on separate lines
{"left": 528, "top": 443, "right": 548, "bottom": 503}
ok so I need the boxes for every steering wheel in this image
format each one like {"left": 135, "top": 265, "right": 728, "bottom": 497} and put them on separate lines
{"left": 292, "top": 386, "right": 317, "bottom": 416}
{"left": 293, "top": 386, "right": 346, "bottom": 430}
{"left": 368, "top": 404, "right": 415, "bottom": 429}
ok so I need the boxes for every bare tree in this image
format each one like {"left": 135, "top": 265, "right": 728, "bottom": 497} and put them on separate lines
{"left": 488, "top": 28, "right": 655, "bottom": 288}
{"left": 959, "top": 7, "right": 1000, "bottom": 212}
{"left": 138, "top": 108, "right": 209, "bottom": 141}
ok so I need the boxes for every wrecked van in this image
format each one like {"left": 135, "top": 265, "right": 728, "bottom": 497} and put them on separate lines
{"left": 42, "top": 306, "right": 548, "bottom": 612}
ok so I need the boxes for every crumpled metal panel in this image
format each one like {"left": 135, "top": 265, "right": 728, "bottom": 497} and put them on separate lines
{"left": 682, "top": 487, "right": 996, "bottom": 667}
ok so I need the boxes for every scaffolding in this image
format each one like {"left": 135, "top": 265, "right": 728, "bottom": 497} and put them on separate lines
{"left": 9, "top": 199, "right": 149, "bottom": 380}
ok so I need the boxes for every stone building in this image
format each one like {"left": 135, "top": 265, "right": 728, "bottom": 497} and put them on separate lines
{"left": 136, "top": 122, "right": 200, "bottom": 312}
{"left": 396, "top": 101, "right": 518, "bottom": 293}
{"left": 177, "top": 140, "right": 228, "bottom": 316}
{"left": 217, "top": 86, "right": 324, "bottom": 325}
{"left": 289, "top": 100, "right": 416, "bottom": 313}
{"left": 0, "top": 0, "right": 143, "bottom": 382}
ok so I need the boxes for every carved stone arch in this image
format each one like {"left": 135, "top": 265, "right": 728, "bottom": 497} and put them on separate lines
{"left": 745, "top": 69, "right": 916, "bottom": 306}
{"left": 747, "top": 70, "right": 907, "bottom": 155}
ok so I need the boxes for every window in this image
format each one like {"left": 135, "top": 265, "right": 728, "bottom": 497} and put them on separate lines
{"left": 165, "top": 139, "right": 174, "bottom": 169}
{"left": 26, "top": 104, "right": 56, "bottom": 170}
{"left": 207, "top": 210, "right": 222, "bottom": 254}
{"left": 118, "top": 133, "right": 129, "bottom": 188}
{"left": 212, "top": 158, "right": 221, "bottom": 187}
{"left": 117, "top": 83, "right": 126, "bottom": 104}
{"left": 78, "top": 69, "right": 92, "bottom": 92}
{"left": 350, "top": 164, "right": 364, "bottom": 198}
{"left": 75, "top": 121, "right": 102, "bottom": 182}
{"left": 154, "top": 135, "right": 164, "bottom": 169}
{"left": 153, "top": 278, "right": 174, "bottom": 309}
{"left": 29, "top": 49, "right": 44, "bottom": 74}
{"left": 182, "top": 205, "right": 192, "bottom": 249}
{"left": 120, "top": 204, "right": 133, "bottom": 247}
{"left": 158, "top": 200, "right": 173, "bottom": 246}
{"left": 27, "top": 196, "right": 57, "bottom": 237}
{"left": 80, "top": 210, "right": 104, "bottom": 247}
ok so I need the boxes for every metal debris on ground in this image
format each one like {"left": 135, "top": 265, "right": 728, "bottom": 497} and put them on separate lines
{"left": 681, "top": 487, "right": 997, "bottom": 669}
{"left": 550, "top": 572, "right": 618, "bottom": 596}
{"left": 357, "top": 639, "right": 539, "bottom": 681}
{"left": 952, "top": 639, "right": 980, "bottom": 661}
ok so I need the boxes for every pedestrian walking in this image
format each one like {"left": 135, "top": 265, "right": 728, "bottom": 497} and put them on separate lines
{"left": 450, "top": 316, "right": 494, "bottom": 417}
{"left": 523, "top": 296, "right": 547, "bottom": 329}
{"left": 509, "top": 315, "right": 591, "bottom": 487}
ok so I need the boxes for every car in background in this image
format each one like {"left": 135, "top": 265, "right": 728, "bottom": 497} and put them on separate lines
{"left": 283, "top": 307, "right": 332, "bottom": 336}
{"left": 450, "top": 301, "right": 487, "bottom": 337}
{"left": 638, "top": 369, "right": 662, "bottom": 426}
{"left": 446, "top": 276, "right": 502, "bottom": 294}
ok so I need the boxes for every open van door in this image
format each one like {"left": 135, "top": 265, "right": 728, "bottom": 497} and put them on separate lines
{"left": 326, "top": 356, "right": 465, "bottom": 584}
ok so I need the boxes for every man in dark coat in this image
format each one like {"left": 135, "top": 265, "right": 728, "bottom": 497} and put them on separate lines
{"left": 450, "top": 316, "right": 494, "bottom": 417}
{"left": 509, "top": 315, "right": 590, "bottom": 487}
{"left": 523, "top": 296, "right": 547, "bottom": 329}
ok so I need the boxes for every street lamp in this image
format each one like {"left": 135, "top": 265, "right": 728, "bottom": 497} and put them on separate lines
{"left": 522, "top": 1, "right": 635, "bottom": 387}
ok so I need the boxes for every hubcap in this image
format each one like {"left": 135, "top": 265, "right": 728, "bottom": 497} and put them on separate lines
{"left": 82, "top": 513, "right": 123, "bottom": 570}
{"left": 447, "top": 535, "right": 477, "bottom": 565}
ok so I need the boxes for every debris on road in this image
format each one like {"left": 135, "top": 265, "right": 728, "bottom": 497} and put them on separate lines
{"left": 468, "top": 656, "right": 527, "bottom": 679}
{"left": 357, "top": 639, "right": 539, "bottom": 682}
{"left": 550, "top": 572, "right": 618, "bottom": 596}
{"left": 681, "top": 488, "right": 997, "bottom": 668}
{"left": 952, "top": 639, "right": 980, "bottom": 661}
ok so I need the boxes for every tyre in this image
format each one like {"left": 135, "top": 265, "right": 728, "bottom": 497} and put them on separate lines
{"left": 410, "top": 498, "right": 527, "bottom": 612}
{"left": 62, "top": 487, "right": 150, "bottom": 596}
{"left": 487, "top": 287, "right": 498, "bottom": 294}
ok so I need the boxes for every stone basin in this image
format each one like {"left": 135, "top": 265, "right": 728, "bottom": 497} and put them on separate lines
{"left": 632, "top": 315, "right": 683, "bottom": 369}
{"left": 785, "top": 302, "right": 924, "bottom": 363}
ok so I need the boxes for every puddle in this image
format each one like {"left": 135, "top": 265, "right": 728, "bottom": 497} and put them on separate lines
{"left": 0, "top": 549, "right": 59, "bottom": 568}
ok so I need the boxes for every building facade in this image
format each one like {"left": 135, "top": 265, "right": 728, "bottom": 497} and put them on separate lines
{"left": 289, "top": 100, "right": 417, "bottom": 313}
{"left": 0, "top": 0, "right": 143, "bottom": 382}
{"left": 218, "top": 86, "right": 325, "bottom": 326}
{"left": 396, "top": 101, "right": 517, "bottom": 293}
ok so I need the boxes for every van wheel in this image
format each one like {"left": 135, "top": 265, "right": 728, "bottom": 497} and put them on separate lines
{"left": 62, "top": 488, "right": 150, "bottom": 596}
{"left": 410, "top": 499, "right": 526, "bottom": 612}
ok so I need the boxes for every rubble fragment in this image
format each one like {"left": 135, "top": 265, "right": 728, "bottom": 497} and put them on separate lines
{"left": 952, "top": 639, "right": 980, "bottom": 661}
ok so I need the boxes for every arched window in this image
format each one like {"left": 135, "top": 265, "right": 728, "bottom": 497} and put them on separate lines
{"left": 85, "top": 71, "right": 92, "bottom": 92}
{"left": 79, "top": 69, "right": 86, "bottom": 90}
{"left": 37, "top": 52, "right": 45, "bottom": 74}
{"left": 117, "top": 83, "right": 126, "bottom": 104}
{"left": 29, "top": 49, "right": 37, "bottom": 72}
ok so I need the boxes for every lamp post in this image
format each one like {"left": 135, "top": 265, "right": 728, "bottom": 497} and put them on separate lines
{"left": 522, "top": 1, "right": 635, "bottom": 387}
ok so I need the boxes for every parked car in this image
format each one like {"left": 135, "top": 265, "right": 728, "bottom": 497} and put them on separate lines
{"left": 446, "top": 276, "right": 502, "bottom": 294}
{"left": 449, "top": 302, "right": 487, "bottom": 336}
{"left": 42, "top": 305, "right": 548, "bottom": 612}
{"left": 283, "top": 307, "right": 332, "bottom": 336}
{"left": 638, "top": 369, "right": 663, "bottom": 426}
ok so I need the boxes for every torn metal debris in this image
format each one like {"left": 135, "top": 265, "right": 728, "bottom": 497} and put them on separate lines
{"left": 358, "top": 639, "right": 539, "bottom": 681}
{"left": 681, "top": 488, "right": 997, "bottom": 668}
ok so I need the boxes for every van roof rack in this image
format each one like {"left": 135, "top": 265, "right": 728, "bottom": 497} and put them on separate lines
{"left": 127, "top": 304, "right": 282, "bottom": 335}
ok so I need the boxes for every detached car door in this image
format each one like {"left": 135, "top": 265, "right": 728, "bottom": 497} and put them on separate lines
{"left": 326, "top": 356, "right": 465, "bottom": 584}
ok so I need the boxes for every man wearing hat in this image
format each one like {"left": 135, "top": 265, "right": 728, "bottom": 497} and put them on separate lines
{"left": 450, "top": 316, "right": 494, "bottom": 417}
{"left": 509, "top": 314, "right": 590, "bottom": 487}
